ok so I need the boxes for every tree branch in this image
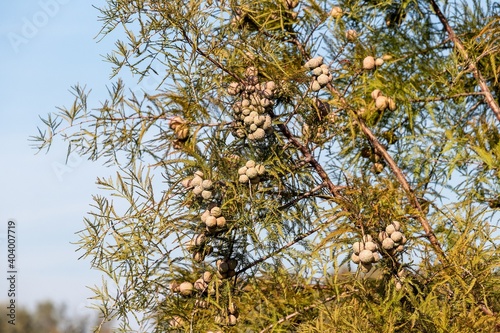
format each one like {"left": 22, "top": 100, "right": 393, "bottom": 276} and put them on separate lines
{"left": 323, "top": 83, "right": 448, "bottom": 263}
{"left": 429, "top": 0, "right": 500, "bottom": 122}
{"left": 269, "top": 31, "right": 449, "bottom": 264}
{"left": 178, "top": 25, "right": 242, "bottom": 83}
{"left": 269, "top": 109, "right": 342, "bottom": 197}
{"left": 278, "top": 183, "right": 328, "bottom": 210}
{"left": 258, "top": 292, "right": 352, "bottom": 333}
{"left": 409, "top": 92, "right": 485, "bottom": 103}
{"left": 237, "top": 225, "right": 322, "bottom": 275}
{"left": 356, "top": 116, "right": 448, "bottom": 263}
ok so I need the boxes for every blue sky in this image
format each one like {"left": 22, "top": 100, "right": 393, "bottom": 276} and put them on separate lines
{"left": 0, "top": 0, "right": 141, "bottom": 320}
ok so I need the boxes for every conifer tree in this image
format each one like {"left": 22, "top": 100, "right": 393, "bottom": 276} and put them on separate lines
{"left": 34, "top": 0, "right": 500, "bottom": 331}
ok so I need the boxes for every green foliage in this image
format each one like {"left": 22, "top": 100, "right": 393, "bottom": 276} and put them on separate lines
{"left": 33, "top": 0, "right": 500, "bottom": 331}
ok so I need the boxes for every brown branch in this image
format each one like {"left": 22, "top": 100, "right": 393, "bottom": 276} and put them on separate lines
{"left": 429, "top": 0, "right": 500, "bottom": 122}
{"left": 425, "top": 4, "right": 500, "bottom": 318}
{"left": 269, "top": 34, "right": 448, "bottom": 264}
{"left": 356, "top": 117, "right": 448, "bottom": 263}
{"left": 479, "top": 303, "right": 494, "bottom": 316}
{"left": 278, "top": 183, "right": 328, "bottom": 210}
{"left": 269, "top": 109, "right": 342, "bottom": 197}
{"left": 287, "top": 37, "right": 307, "bottom": 58}
{"left": 323, "top": 83, "right": 448, "bottom": 263}
{"left": 312, "top": 49, "right": 449, "bottom": 259}
{"left": 178, "top": 25, "right": 242, "bottom": 83}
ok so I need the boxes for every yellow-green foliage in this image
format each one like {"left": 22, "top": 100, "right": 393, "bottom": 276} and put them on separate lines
{"left": 33, "top": 0, "right": 500, "bottom": 332}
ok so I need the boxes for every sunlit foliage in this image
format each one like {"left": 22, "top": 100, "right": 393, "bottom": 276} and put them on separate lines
{"left": 33, "top": 0, "right": 500, "bottom": 331}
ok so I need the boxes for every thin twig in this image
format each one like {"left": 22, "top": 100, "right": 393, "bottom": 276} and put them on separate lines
{"left": 258, "top": 292, "right": 352, "bottom": 333}
{"left": 178, "top": 26, "right": 242, "bottom": 83}
{"left": 409, "top": 92, "right": 485, "bottom": 103}
{"left": 237, "top": 225, "right": 322, "bottom": 274}
{"left": 278, "top": 183, "right": 328, "bottom": 210}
